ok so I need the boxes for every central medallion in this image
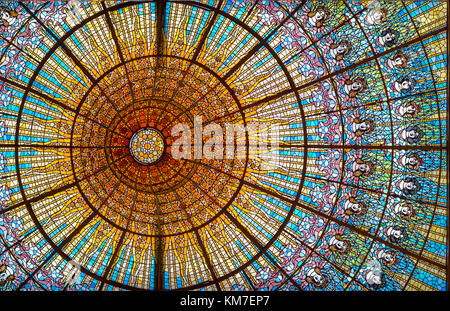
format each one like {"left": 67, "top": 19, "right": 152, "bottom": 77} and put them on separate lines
{"left": 129, "top": 127, "right": 165, "bottom": 165}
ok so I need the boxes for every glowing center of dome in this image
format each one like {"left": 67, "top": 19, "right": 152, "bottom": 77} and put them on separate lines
{"left": 129, "top": 127, "right": 165, "bottom": 165}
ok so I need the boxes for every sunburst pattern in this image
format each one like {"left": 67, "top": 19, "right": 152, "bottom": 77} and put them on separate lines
{"left": 0, "top": 0, "right": 448, "bottom": 291}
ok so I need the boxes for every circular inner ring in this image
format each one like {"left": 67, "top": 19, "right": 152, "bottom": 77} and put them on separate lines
{"left": 129, "top": 127, "right": 165, "bottom": 165}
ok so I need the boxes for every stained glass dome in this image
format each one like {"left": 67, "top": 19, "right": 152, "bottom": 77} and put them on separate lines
{"left": 0, "top": 0, "right": 448, "bottom": 291}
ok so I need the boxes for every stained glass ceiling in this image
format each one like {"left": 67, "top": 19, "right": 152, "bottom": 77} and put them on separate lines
{"left": 0, "top": 0, "right": 448, "bottom": 291}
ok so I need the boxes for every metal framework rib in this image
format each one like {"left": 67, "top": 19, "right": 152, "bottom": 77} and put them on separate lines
{"left": 399, "top": 2, "right": 445, "bottom": 291}
{"left": 102, "top": 1, "right": 136, "bottom": 101}
{"left": 18, "top": 2, "right": 135, "bottom": 133}
{"left": 182, "top": 158, "right": 446, "bottom": 271}
{"left": 220, "top": 1, "right": 306, "bottom": 81}
{"left": 156, "top": 0, "right": 224, "bottom": 123}
{"left": 170, "top": 180, "right": 222, "bottom": 290}
{"left": 205, "top": 25, "right": 447, "bottom": 125}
